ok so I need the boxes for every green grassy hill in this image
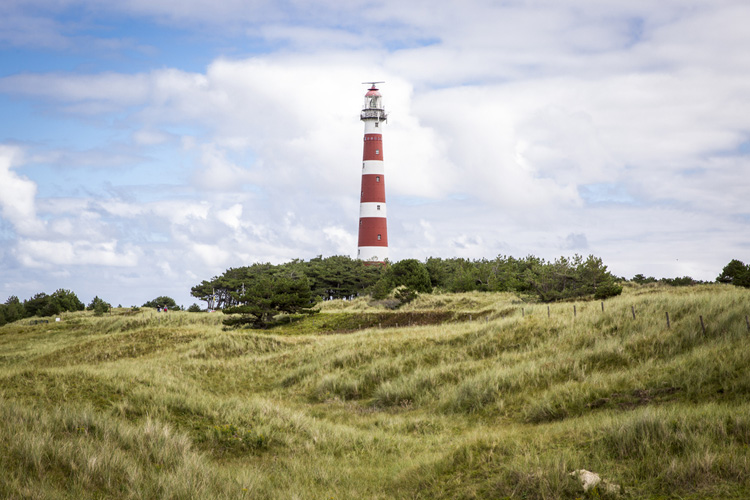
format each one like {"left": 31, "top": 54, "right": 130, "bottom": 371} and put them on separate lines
{"left": 1, "top": 285, "right": 749, "bottom": 499}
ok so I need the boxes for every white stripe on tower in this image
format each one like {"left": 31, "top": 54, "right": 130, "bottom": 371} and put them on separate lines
{"left": 357, "top": 83, "right": 388, "bottom": 264}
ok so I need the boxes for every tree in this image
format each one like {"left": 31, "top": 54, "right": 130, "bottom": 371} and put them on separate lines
{"left": 717, "top": 259, "right": 750, "bottom": 287}
{"left": 0, "top": 298, "right": 20, "bottom": 326}
{"left": 302, "top": 255, "right": 382, "bottom": 300}
{"left": 524, "top": 256, "right": 574, "bottom": 302}
{"left": 190, "top": 279, "right": 217, "bottom": 309}
{"left": 632, "top": 274, "right": 657, "bottom": 284}
{"left": 51, "top": 289, "right": 85, "bottom": 312}
{"left": 577, "top": 255, "right": 622, "bottom": 299}
{"left": 87, "top": 296, "right": 111, "bottom": 316}
{"left": 661, "top": 276, "right": 699, "bottom": 287}
{"left": 523, "top": 254, "right": 622, "bottom": 302}
{"left": 222, "top": 274, "right": 317, "bottom": 328}
{"left": 142, "top": 296, "right": 179, "bottom": 310}
{"left": 192, "top": 257, "right": 384, "bottom": 310}
{"left": 17, "top": 290, "right": 85, "bottom": 319}
{"left": 187, "top": 303, "right": 202, "bottom": 312}
{"left": 390, "top": 259, "right": 432, "bottom": 292}
{"left": 23, "top": 293, "right": 62, "bottom": 317}
{"left": 1, "top": 296, "right": 25, "bottom": 325}
{"left": 594, "top": 281, "right": 623, "bottom": 300}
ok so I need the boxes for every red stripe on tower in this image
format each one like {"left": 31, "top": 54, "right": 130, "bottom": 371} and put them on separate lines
{"left": 357, "top": 83, "right": 388, "bottom": 264}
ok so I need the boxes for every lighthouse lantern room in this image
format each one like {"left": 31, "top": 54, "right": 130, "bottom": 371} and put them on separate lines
{"left": 357, "top": 83, "right": 388, "bottom": 264}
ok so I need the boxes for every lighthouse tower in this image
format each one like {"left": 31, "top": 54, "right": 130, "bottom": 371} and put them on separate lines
{"left": 357, "top": 83, "right": 388, "bottom": 263}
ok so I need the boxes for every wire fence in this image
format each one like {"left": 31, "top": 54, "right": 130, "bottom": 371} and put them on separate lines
{"left": 518, "top": 301, "right": 750, "bottom": 334}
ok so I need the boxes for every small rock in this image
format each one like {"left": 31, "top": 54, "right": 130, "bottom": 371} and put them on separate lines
{"left": 570, "top": 469, "right": 621, "bottom": 494}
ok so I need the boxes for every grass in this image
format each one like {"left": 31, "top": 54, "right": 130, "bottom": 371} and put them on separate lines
{"left": 1, "top": 284, "right": 749, "bottom": 498}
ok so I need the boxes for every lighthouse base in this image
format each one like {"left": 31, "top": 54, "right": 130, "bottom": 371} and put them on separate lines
{"left": 357, "top": 246, "right": 388, "bottom": 263}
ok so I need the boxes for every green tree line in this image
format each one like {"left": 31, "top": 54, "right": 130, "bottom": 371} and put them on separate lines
{"left": 2, "top": 257, "right": 743, "bottom": 328}
{"left": 0, "top": 291, "right": 184, "bottom": 326}
{"left": 0, "top": 290, "right": 111, "bottom": 326}
{"left": 423, "top": 254, "right": 624, "bottom": 301}
{"left": 190, "top": 256, "right": 384, "bottom": 309}
{"left": 190, "top": 254, "right": 626, "bottom": 320}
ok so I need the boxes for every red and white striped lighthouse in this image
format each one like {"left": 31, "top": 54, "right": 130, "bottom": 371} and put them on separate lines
{"left": 357, "top": 83, "right": 388, "bottom": 263}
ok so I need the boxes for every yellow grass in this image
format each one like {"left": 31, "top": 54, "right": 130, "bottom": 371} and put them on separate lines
{"left": 1, "top": 283, "right": 749, "bottom": 499}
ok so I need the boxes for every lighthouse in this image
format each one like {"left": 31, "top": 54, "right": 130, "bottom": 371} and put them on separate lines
{"left": 357, "top": 83, "right": 388, "bottom": 263}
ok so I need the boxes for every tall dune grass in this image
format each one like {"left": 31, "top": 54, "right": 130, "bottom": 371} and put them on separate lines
{"left": 1, "top": 284, "right": 749, "bottom": 498}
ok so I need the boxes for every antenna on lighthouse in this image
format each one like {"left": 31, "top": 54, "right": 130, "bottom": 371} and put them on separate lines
{"left": 360, "top": 82, "right": 387, "bottom": 121}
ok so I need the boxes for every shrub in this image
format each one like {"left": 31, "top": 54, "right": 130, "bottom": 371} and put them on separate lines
{"left": 222, "top": 274, "right": 317, "bottom": 328}
{"left": 595, "top": 281, "right": 623, "bottom": 300}
{"left": 394, "top": 286, "right": 419, "bottom": 305}
{"left": 87, "top": 296, "right": 111, "bottom": 316}
{"left": 717, "top": 259, "right": 750, "bottom": 288}
{"left": 143, "top": 296, "right": 180, "bottom": 311}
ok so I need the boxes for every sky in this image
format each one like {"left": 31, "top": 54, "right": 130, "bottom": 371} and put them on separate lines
{"left": 1, "top": 0, "right": 748, "bottom": 308}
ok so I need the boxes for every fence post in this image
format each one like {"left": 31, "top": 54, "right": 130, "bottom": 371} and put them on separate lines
{"left": 666, "top": 311, "right": 670, "bottom": 329}
{"left": 601, "top": 301, "right": 604, "bottom": 312}
{"left": 700, "top": 315, "right": 706, "bottom": 335}
{"left": 573, "top": 305, "right": 577, "bottom": 318}
{"left": 631, "top": 305, "right": 636, "bottom": 320}
{"left": 547, "top": 305, "right": 550, "bottom": 318}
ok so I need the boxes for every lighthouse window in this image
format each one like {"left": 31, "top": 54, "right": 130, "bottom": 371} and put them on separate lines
{"left": 377, "top": 205, "right": 381, "bottom": 210}
{"left": 375, "top": 149, "right": 380, "bottom": 155}
{"left": 376, "top": 176, "right": 380, "bottom": 182}
{"left": 375, "top": 122, "right": 379, "bottom": 127}
{"left": 377, "top": 234, "right": 382, "bottom": 240}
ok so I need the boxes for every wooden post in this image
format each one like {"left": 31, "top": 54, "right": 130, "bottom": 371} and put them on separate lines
{"left": 573, "top": 305, "right": 577, "bottom": 318}
{"left": 631, "top": 305, "right": 636, "bottom": 319}
{"left": 666, "top": 311, "right": 670, "bottom": 329}
{"left": 700, "top": 315, "right": 706, "bottom": 335}
{"left": 547, "top": 305, "right": 550, "bottom": 318}
{"left": 601, "top": 301, "right": 604, "bottom": 312}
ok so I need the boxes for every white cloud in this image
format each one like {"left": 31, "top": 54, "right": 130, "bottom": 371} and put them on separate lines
{"left": 192, "top": 144, "right": 256, "bottom": 192}
{"left": 133, "top": 129, "right": 172, "bottom": 146}
{"left": 322, "top": 225, "right": 356, "bottom": 254}
{"left": 16, "top": 239, "right": 140, "bottom": 268}
{"left": 0, "top": 146, "right": 44, "bottom": 236}
{"left": 191, "top": 243, "right": 231, "bottom": 267}
{"left": 1, "top": 0, "right": 750, "bottom": 308}
{"left": 0, "top": 72, "right": 150, "bottom": 108}
{"left": 216, "top": 203, "right": 244, "bottom": 231}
